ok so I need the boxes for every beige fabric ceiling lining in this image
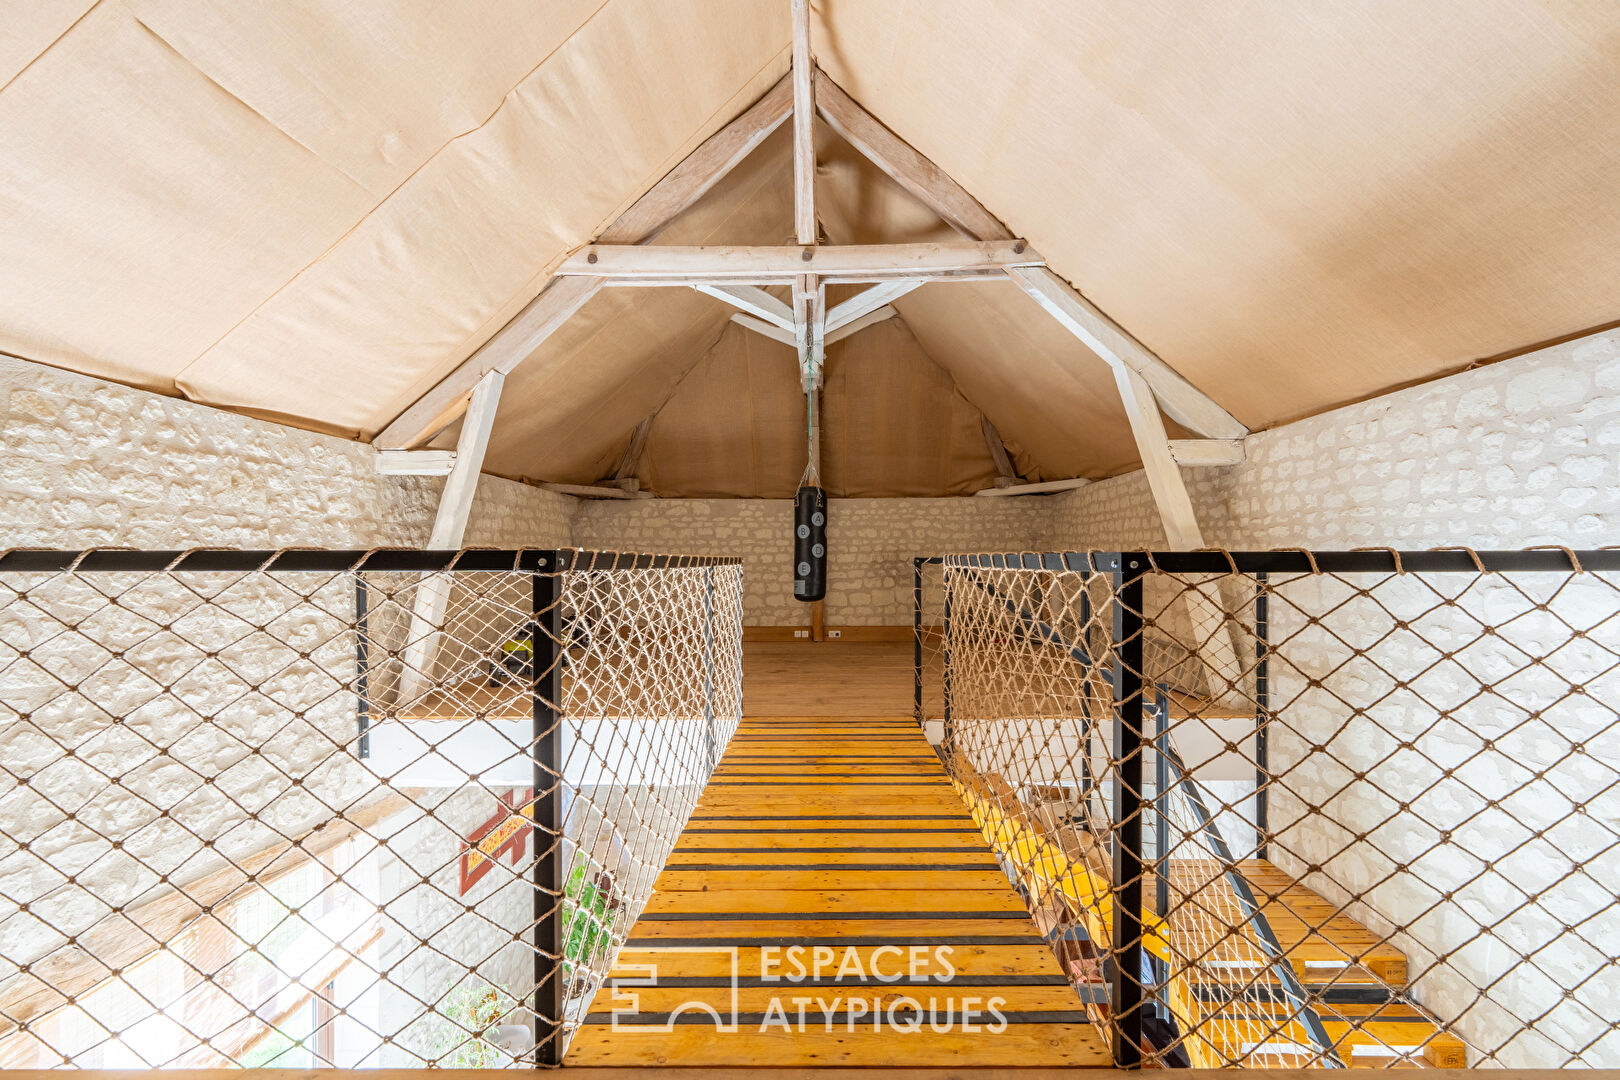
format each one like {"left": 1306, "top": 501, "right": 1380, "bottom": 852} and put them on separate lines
{"left": 812, "top": 0, "right": 1620, "bottom": 430}
{"left": 4, "top": 0, "right": 1620, "bottom": 493}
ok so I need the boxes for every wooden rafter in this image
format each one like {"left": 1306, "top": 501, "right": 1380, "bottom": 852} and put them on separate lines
{"left": 610, "top": 414, "right": 655, "bottom": 485}
{"left": 1008, "top": 266, "right": 1247, "bottom": 440}
{"left": 398, "top": 371, "right": 502, "bottom": 698}
{"left": 791, "top": 0, "right": 816, "bottom": 247}
{"left": 693, "top": 284, "right": 793, "bottom": 329}
{"left": 731, "top": 304, "right": 897, "bottom": 348}
{"left": 1169, "top": 438, "right": 1245, "bottom": 466}
{"left": 810, "top": 67, "right": 1245, "bottom": 445}
{"left": 826, "top": 279, "right": 922, "bottom": 332}
{"left": 981, "top": 414, "right": 1021, "bottom": 487}
{"left": 815, "top": 70, "right": 1012, "bottom": 243}
{"left": 375, "top": 73, "right": 795, "bottom": 449}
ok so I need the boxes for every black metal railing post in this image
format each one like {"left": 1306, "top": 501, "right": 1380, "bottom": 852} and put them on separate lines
{"left": 913, "top": 557, "right": 924, "bottom": 724}
{"left": 355, "top": 573, "right": 371, "bottom": 760}
{"left": 702, "top": 565, "right": 717, "bottom": 772}
{"left": 531, "top": 553, "right": 565, "bottom": 1065}
{"left": 1109, "top": 552, "right": 1146, "bottom": 1068}
{"left": 1255, "top": 571, "right": 1270, "bottom": 862}
{"left": 1152, "top": 691, "right": 1170, "bottom": 1023}
{"left": 942, "top": 568, "right": 953, "bottom": 729}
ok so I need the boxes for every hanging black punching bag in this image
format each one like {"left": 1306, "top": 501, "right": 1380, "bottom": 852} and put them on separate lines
{"left": 793, "top": 485, "right": 827, "bottom": 602}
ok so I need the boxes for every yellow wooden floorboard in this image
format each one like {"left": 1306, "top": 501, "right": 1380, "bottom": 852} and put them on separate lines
{"left": 563, "top": 716, "right": 1093, "bottom": 1067}
{"left": 565, "top": 1023, "right": 1109, "bottom": 1067}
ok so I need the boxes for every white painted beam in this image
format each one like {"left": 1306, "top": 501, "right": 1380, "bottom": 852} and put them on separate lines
{"left": 974, "top": 477, "right": 1092, "bottom": 497}
{"left": 1169, "top": 439, "right": 1245, "bottom": 467}
{"left": 792, "top": 0, "right": 816, "bottom": 247}
{"left": 827, "top": 305, "right": 896, "bottom": 344}
{"left": 1008, "top": 266, "right": 1247, "bottom": 440}
{"left": 375, "top": 74, "right": 794, "bottom": 449}
{"left": 732, "top": 305, "right": 896, "bottom": 348}
{"left": 399, "top": 372, "right": 503, "bottom": 700}
{"left": 825, "top": 279, "right": 922, "bottom": 333}
{"left": 693, "top": 284, "right": 793, "bottom": 329}
{"left": 1113, "top": 364, "right": 1245, "bottom": 701}
{"left": 557, "top": 241, "right": 1041, "bottom": 284}
{"left": 375, "top": 449, "right": 456, "bottom": 476}
{"left": 814, "top": 70, "right": 1012, "bottom": 243}
{"left": 731, "top": 312, "right": 796, "bottom": 346}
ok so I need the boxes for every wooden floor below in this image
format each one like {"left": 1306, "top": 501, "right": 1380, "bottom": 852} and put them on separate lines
{"left": 563, "top": 716, "right": 1106, "bottom": 1068}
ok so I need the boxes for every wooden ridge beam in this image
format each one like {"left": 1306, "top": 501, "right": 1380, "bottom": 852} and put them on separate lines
{"left": 558, "top": 241, "right": 1040, "bottom": 284}
{"left": 375, "top": 74, "right": 795, "bottom": 449}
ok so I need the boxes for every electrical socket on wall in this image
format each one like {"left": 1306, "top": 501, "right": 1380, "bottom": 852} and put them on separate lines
{"left": 828, "top": 629, "right": 841, "bottom": 638}
{"left": 794, "top": 629, "right": 809, "bottom": 638}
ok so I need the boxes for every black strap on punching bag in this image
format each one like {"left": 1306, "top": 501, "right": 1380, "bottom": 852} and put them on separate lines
{"left": 793, "top": 484, "right": 826, "bottom": 602}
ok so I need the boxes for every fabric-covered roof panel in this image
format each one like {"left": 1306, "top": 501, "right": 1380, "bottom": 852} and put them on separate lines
{"left": 169, "top": 0, "right": 789, "bottom": 435}
{"left": 815, "top": 0, "right": 1620, "bottom": 429}
{"left": 0, "top": 0, "right": 374, "bottom": 392}
{"left": 125, "top": 0, "right": 606, "bottom": 196}
{"left": 891, "top": 281, "right": 1149, "bottom": 481}
{"left": 641, "top": 323, "right": 804, "bottom": 498}
{"left": 477, "top": 286, "right": 732, "bottom": 486}
{"left": 821, "top": 316, "right": 999, "bottom": 497}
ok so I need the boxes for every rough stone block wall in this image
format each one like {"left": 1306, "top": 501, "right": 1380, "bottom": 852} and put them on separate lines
{"left": 1042, "top": 328, "right": 1620, "bottom": 551}
{"left": 1035, "top": 332, "right": 1620, "bottom": 1067}
{"left": 572, "top": 496, "right": 1048, "bottom": 626}
{"left": 0, "top": 354, "right": 574, "bottom": 550}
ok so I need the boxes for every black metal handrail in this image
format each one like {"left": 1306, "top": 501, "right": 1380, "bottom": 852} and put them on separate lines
{"left": 0, "top": 547, "right": 744, "bottom": 573}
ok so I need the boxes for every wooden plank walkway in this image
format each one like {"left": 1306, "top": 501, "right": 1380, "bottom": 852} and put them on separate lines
{"left": 564, "top": 716, "right": 1108, "bottom": 1067}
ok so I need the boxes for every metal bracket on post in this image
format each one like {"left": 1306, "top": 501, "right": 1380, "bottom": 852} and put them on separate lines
{"left": 1110, "top": 552, "right": 1146, "bottom": 1068}
{"left": 531, "top": 552, "right": 565, "bottom": 1066}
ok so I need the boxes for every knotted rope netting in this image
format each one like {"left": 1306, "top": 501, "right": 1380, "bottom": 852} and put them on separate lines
{"left": 0, "top": 548, "right": 743, "bottom": 1068}
{"left": 930, "top": 549, "right": 1619, "bottom": 1069}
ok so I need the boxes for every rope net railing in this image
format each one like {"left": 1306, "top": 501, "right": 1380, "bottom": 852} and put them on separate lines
{"left": 933, "top": 550, "right": 1619, "bottom": 1069}
{"left": 0, "top": 548, "right": 744, "bottom": 1069}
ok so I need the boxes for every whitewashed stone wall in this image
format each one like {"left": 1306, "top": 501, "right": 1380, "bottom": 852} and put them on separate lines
{"left": 1039, "top": 333, "right": 1620, "bottom": 1067}
{"left": 573, "top": 496, "right": 1048, "bottom": 626}
{"left": 1043, "top": 329, "right": 1620, "bottom": 551}
{"left": 0, "top": 358, "right": 577, "bottom": 1064}
{"left": 0, "top": 356, "right": 574, "bottom": 551}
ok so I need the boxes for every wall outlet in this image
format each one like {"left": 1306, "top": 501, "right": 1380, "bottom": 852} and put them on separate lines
{"left": 828, "top": 629, "right": 842, "bottom": 638}
{"left": 794, "top": 629, "right": 809, "bottom": 638}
